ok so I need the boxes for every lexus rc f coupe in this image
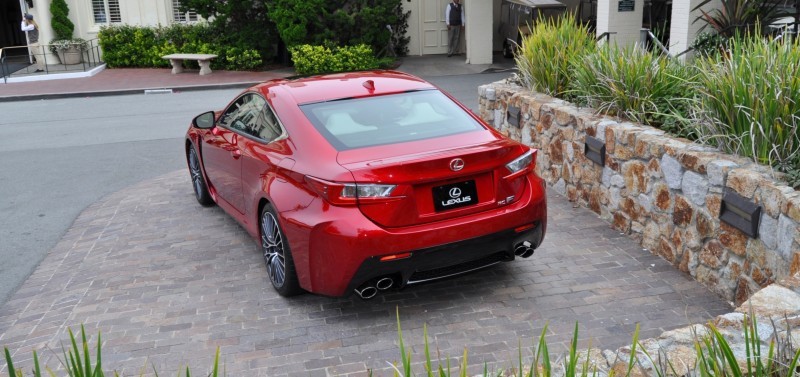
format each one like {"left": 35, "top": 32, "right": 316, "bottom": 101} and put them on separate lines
{"left": 185, "top": 71, "right": 547, "bottom": 299}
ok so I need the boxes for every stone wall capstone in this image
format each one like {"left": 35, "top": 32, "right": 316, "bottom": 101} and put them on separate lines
{"left": 479, "top": 81, "right": 800, "bottom": 304}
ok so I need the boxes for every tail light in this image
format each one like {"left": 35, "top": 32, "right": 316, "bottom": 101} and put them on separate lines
{"left": 305, "top": 176, "right": 400, "bottom": 206}
{"left": 503, "top": 149, "right": 537, "bottom": 180}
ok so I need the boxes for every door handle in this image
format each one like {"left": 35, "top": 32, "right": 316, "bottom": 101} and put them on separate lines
{"left": 231, "top": 149, "right": 242, "bottom": 159}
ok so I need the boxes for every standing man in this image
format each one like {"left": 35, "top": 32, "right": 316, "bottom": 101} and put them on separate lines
{"left": 445, "top": 0, "right": 465, "bottom": 57}
{"left": 21, "top": 13, "right": 44, "bottom": 72}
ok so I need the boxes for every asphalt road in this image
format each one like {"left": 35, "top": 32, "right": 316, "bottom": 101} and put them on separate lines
{"left": 0, "top": 72, "right": 511, "bottom": 305}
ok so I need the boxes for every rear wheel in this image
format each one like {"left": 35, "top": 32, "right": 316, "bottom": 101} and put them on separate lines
{"left": 188, "top": 146, "right": 214, "bottom": 206}
{"left": 261, "top": 203, "right": 303, "bottom": 296}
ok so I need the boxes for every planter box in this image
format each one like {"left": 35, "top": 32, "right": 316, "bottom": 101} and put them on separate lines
{"left": 56, "top": 46, "right": 83, "bottom": 65}
{"left": 479, "top": 81, "right": 800, "bottom": 304}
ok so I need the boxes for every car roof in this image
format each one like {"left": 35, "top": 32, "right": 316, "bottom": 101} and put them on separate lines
{"left": 503, "top": 0, "right": 567, "bottom": 9}
{"left": 254, "top": 70, "right": 437, "bottom": 105}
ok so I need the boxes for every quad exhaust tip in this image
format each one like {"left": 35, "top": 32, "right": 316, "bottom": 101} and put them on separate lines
{"left": 514, "top": 241, "right": 534, "bottom": 258}
{"left": 355, "top": 276, "right": 396, "bottom": 300}
{"left": 354, "top": 286, "right": 378, "bottom": 300}
{"left": 376, "top": 277, "right": 394, "bottom": 291}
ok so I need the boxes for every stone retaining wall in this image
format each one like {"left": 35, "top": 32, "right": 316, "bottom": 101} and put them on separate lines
{"left": 566, "top": 274, "right": 800, "bottom": 377}
{"left": 478, "top": 81, "right": 800, "bottom": 304}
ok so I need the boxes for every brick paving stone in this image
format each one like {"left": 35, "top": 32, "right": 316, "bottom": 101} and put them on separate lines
{"left": 0, "top": 170, "right": 733, "bottom": 375}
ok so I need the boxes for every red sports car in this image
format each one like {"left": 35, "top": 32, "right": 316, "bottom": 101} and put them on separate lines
{"left": 185, "top": 71, "right": 547, "bottom": 299}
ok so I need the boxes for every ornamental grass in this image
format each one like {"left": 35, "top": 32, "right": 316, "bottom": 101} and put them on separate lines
{"left": 694, "top": 34, "right": 800, "bottom": 175}
{"left": 513, "top": 15, "right": 800, "bottom": 188}
{"left": 515, "top": 14, "right": 596, "bottom": 97}
{"left": 4, "top": 312, "right": 800, "bottom": 376}
{"left": 568, "top": 44, "right": 699, "bottom": 139}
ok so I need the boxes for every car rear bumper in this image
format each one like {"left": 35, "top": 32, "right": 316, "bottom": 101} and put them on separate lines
{"left": 345, "top": 220, "right": 544, "bottom": 297}
{"left": 281, "top": 173, "right": 547, "bottom": 297}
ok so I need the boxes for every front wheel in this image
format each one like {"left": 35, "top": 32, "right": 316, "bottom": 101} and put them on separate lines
{"left": 188, "top": 146, "right": 214, "bottom": 207}
{"left": 261, "top": 203, "right": 303, "bottom": 297}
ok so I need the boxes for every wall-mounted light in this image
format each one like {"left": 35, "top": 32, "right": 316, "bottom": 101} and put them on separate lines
{"left": 719, "top": 190, "right": 761, "bottom": 238}
{"left": 507, "top": 105, "right": 520, "bottom": 128}
{"left": 584, "top": 135, "right": 605, "bottom": 166}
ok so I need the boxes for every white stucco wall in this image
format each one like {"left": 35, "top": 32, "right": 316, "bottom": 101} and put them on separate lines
{"left": 596, "top": 0, "right": 645, "bottom": 46}
{"left": 404, "top": 0, "right": 421, "bottom": 55}
{"left": 669, "top": 0, "right": 712, "bottom": 57}
{"left": 124, "top": 0, "right": 169, "bottom": 26}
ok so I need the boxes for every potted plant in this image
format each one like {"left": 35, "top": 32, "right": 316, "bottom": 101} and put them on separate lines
{"left": 49, "top": 38, "right": 88, "bottom": 64}
{"left": 49, "top": 0, "right": 85, "bottom": 64}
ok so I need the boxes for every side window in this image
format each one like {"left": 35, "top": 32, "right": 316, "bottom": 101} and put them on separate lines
{"left": 218, "top": 94, "right": 283, "bottom": 141}
{"left": 256, "top": 105, "right": 284, "bottom": 142}
{"left": 218, "top": 95, "right": 249, "bottom": 130}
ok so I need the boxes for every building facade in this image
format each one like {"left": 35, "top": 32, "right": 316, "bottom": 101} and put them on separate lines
{"left": 1, "top": 0, "right": 713, "bottom": 66}
{"left": 2, "top": 0, "right": 195, "bottom": 62}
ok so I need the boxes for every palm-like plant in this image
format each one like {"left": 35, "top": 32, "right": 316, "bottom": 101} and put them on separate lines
{"left": 692, "top": 0, "right": 791, "bottom": 39}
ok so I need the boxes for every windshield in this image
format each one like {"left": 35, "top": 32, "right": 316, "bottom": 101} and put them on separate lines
{"left": 299, "top": 90, "right": 485, "bottom": 150}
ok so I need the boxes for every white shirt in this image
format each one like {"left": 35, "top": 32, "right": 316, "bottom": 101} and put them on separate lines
{"left": 445, "top": 3, "right": 465, "bottom": 26}
{"left": 21, "top": 21, "right": 35, "bottom": 32}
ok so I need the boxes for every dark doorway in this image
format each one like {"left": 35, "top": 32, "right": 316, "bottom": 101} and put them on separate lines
{"left": 643, "top": 0, "right": 672, "bottom": 48}
{"left": 2, "top": 0, "right": 27, "bottom": 50}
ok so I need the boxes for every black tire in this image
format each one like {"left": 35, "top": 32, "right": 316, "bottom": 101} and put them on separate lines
{"left": 188, "top": 146, "right": 215, "bottom": 207}
{"left": 260, "top": 203, "right": 303, "bottom": 297}
{"left": 503, "top": 40, "right": 514, "bottom": 59}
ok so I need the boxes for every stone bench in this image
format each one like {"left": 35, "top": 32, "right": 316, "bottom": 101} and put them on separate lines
{"left": 162, "top": 53, "right": 218, "bottom": 75}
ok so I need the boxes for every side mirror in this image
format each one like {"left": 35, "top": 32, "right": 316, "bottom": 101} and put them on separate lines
{"left": 193, "top": 111, "right": 216, "bottom": 129}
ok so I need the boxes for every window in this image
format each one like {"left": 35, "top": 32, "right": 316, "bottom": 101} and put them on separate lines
{"left": 220, "top": 94, "right": 285, "bottom": 142}
{"left": 172, "top": 0, "right": 199, "bottom": 23}
{"left": 300, "top": 90, "right": 484, "bottom": 150}
{"left": 92, "top": 0, "right": 121, "bottom": 24}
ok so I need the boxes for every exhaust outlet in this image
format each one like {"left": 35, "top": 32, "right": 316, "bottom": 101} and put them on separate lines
{"left": 354, "top": 286, "right": 378, "bottom": 300}
{"left": 376, "top": 277, "right": 394, "bottom": 291}
{"left": 514, "top": 241, "right": 534, "bottom": 258}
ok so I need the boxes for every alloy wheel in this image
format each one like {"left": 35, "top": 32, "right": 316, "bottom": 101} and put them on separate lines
{"left": 189, "top": 149, "right": 204, "bottom": 198}
{"left": 261, "top": 211, "right": 286, "bottom": 287}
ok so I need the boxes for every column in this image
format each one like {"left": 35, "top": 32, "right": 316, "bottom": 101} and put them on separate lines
{"left": 464, "top": 0, "right": 493, "bottom": 64}
{"left": 596, "top": 0, "right": 645, "bottom": 46}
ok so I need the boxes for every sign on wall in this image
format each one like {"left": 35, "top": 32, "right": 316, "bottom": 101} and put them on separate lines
{"left": 618, "top": 0, "right": 635, "bottom": 11}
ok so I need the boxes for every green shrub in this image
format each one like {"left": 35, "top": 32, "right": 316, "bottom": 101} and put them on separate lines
{"left": 515, "top": 14, "right": 595, "bottom": 97}
{"left": 175, "top": 0, "right": 278, "bottom": 62}
{"left": 695, "top": 34, "right": 800, "bottom": 179}
{"left": 50, "top": 0, "right": 75, "bottom": 40}
{"left": 569, "top": 44, "right": 700, "bottom": 139}
{"left": 98, "top": 24, "right": 263, "bottom": 70}
{"left": 690, "top": 31, "right": 727, "bottom": 60}
{"left": 269, "top": 0, "right": 409, "bottom": 56}
{"left": 290, "top": 44, "right": 380, "bottom": 75}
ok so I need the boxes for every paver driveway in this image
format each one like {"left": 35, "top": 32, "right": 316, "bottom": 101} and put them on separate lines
{"left": 0, "top": 170, "right": 731, "bottom": 376}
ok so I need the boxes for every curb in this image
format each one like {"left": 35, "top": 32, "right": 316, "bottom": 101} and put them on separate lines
{"left": 0, "top": 81, "right": 261, "bottom": 103}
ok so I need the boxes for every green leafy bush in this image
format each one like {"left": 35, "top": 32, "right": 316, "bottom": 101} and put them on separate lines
{"left": 690, "top": 31, "right": 727, "bottom": 59}
{"left": 695, "top": 34, "right": 800, "bottom": 181}
{"left": 515, "top": 14, "right": 596, "bottom": 97}
{"left": 569, "top": 44, "right": 700, "bottom": 139}
{"left": 98, "top": 24, "right": 262, "bottom": 70}
{"left": 290, "top": 44, "right": 380, "bottom": 75}
{"left": 269, "top": 0, "right": 409, "bottom": 56}
{"left": 175, "top": 0, "right": 278, "bottom": 62}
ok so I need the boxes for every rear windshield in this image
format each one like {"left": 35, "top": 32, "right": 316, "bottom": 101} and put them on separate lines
{"left": 299, "top": 90, "right": 485, "bottom": 150}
